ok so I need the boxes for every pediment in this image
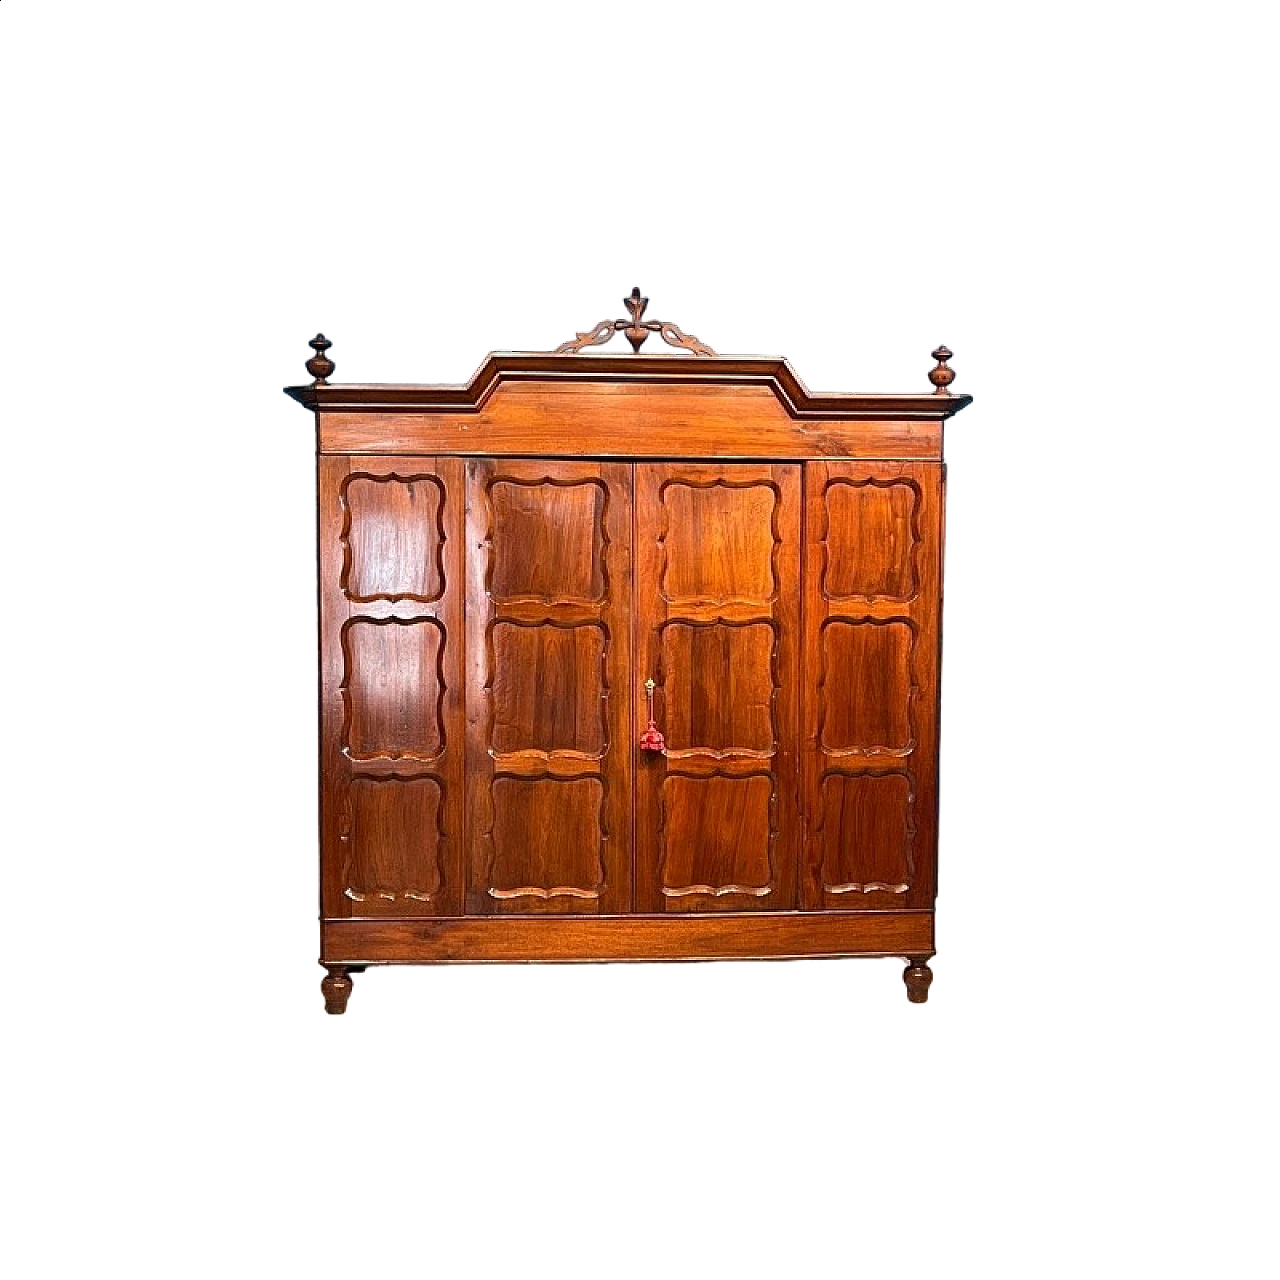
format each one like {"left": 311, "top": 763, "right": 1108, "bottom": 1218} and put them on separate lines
{"left": 277, "top": 280, "right": 967, "bottom": 424}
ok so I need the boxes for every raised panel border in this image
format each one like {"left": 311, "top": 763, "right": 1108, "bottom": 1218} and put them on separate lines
{"left": 485, "top": 618, "right": 611, "bottom": 764}
{"left": 817, "top": 616, "right": 918, "bottom": 758}
{"left": 321, "top": 455, "right": 468, "bottom": 921}
{"left": 485, "top": 474, "right": 610, "bottom": 606}
{"left": 342, "top": 774, "right": 447, "bottom": 906}
{"left": 657, "top": 769, "right": 778, "bottom": 899}
{"left": 340, "top": 471, "right": 447, "bottom": 604}
{"left": 465, "top": 459, "right": 633, "bottom": 917}
{"left": 484, "top": 773, "right": 608, "bottom": 901}
{"left": 801, "top": 459, "right": 941, "bottom": 915}
{"left": 340, "top": 615, "right": 448, "bottom": 763}
{"left": 816, "top": 769, "right": 917, "bottom": 896}
{"left": 658, "top": 476, "right": 782, "bottom": 607}
{"left": 656, "top": 618, "right": 780, "bottom": 761}
{"left": 820, "top": 476, "right": 922, "bottom": 604}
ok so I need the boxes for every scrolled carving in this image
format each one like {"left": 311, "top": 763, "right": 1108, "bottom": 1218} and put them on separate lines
{"left": 554, "top": 287, "right": 717, "bottom": 356}
{"left": 558, "top": 319, "right": 617, "bottom": 353}
{"left": 653, "top": 320, "right": 716, "bottom": 358}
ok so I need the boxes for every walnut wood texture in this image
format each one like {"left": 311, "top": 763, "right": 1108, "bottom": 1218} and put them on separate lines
{"left": 287, "top": 352, "right": 971, "bottom": 418}
{"left": 634, "top": 463, "right": 801, "bottom": 912}
{"left": 288, "top": 353, "right": 969, "bottom": 459}
{"left": 317, "top": 386, "right": 943, "bottom": 458}
{"left": 323, "top": 911, "right": 935, "bottom": 964}
{"left": 319, "top": 457, "right": 467, "bottom": 917}
{"left": 904, "top": 957, "right": 934, "bottom": 1002}
{"left": 554, "top": 286, "right": 718, "bottom": 356}
{"left": 321, "top": 965, "right": 353, "bottom": 1014}
{"left": 297, "top": 341, "right": 968, "bottom": 1001}
{"left": 801, "top": 462, "right": 943, "bottom": 912}
{"left": 464, "top": 460, "right": 633, "bottom": 913}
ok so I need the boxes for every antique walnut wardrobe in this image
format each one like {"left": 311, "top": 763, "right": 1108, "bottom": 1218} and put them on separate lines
{"left": 285, "top": 290, "right": 972, "bottom": 1013}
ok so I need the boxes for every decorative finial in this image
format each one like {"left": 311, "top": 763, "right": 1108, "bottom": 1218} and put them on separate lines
{"left": 623, "top": 288, "right": 650, "bottom": 353}
{"left": 554, "top": 289, "right": 717, "bottom": 357}
{"left": 306, "top": 334, "right": 335, "bottom": 385}
{"left": 929, "top": 345, "right": 955, "bottom": 396}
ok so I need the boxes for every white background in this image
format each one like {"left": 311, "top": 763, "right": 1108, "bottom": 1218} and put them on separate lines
{"left": 3, "top": 3, "right": 1276, "bottom": 1277}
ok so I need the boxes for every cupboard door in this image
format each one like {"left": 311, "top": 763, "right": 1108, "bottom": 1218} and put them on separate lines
{"left": 801, "top": 461, "right": 942, "bottom": 910}
{"left": 319, "top": 456, "right": 467, "bottom": 917}
{"left": 464, "top": 460, "right": 633, "bottom": 913}
{"left": 634, "top": 463, "right": 801, "bottom": 912}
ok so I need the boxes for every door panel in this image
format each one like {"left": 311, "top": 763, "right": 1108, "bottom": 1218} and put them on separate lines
{"left": 635, "top": 464, "right": 801, "bottom": 912}
{"left": 322, "top": 454, "right": 936, "bottom": 924}
{"left": 802, "top": 461, "right": 942, "bottom": 910}
{"left": 319, "top": 457, "right": 467, "bottom": 918}
{"left": 465, "top": 460, "right": 633, "bottom": 913}
{"left": 658, "top": 622, "right": 777, "bottom": 754}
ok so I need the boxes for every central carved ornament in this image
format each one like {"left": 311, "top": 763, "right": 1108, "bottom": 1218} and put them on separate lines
{"left": 552, "top": 281, "right": 721, "bottom": 358}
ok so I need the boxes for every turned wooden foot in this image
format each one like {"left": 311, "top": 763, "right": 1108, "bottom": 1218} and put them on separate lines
{"left": 904, "top": 956, "right": 933, "bottom": 1004}
{"left": 321, "top": 965, "right": 354, "bottom": 1014}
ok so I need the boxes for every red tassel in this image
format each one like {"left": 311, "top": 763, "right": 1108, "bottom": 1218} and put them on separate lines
{"left": 639, "top": 678, "right": 665, "bottom": 752}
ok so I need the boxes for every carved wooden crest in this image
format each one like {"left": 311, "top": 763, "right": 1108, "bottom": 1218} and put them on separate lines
{"left": 554, "top": 287, "right": 717, "bottom": 356}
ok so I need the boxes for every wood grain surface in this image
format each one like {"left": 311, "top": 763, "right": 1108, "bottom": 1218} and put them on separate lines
{"left": 298, "top": 344, "right": 967, "bottom": 1006}
{"left": 323, "top": 911, "right": 935, "bottom": 963}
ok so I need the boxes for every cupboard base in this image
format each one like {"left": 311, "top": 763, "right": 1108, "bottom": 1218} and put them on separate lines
{"left": 321, "top": 915, "right": 936, "bottom": 1010}
{"left": 322, "top": 910, "right": 933, "bottom": 966}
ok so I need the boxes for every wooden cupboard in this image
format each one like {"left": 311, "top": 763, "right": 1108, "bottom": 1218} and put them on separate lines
{"left": 286, "top": 292, "right": 972, "bottom": 1012}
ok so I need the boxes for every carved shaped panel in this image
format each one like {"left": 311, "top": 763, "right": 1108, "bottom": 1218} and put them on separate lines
{"left": 343, "top": 776, "right": 443, "bottom": 912}
{"left": 802, "top": 461, "right": 941, "bottom": 912}
{"left": 659, "top": 621, "right": 775, "bottom": 756}
{"left": 822, "top": 479, "right": 920, "bottom": 601}
{"left": 342, "top": 473, "right": 445, "bottom": 602}
{"left": 466, "top": 460, "right": 633, "bottom": 915}
{"left": 660, "top": 481, "right": 778, "bottom": 604}
{"left": 818, "top": 773, "right": 914, "bottom": 895}
{"left": 488, "top": 777, "right": 605, "bottom": 899}
{"left": 820, "top": 619, "right": 915, "bottom": 755}
{"left": 660, "top": 774, "right": 775, "bottom": 897}
{"left": 343, "top": 618, "right": 445, "bottom": 760}
{"left": 489, "top": 479, "right": 606, "bottom": 603}
{"left": 490, "top": 622, "right": 607, "bottom": 757}
{"left": 635, "top": 462, "right": 800, "bottom": 913}
{"left": 320, "top": 456, "right": 467, "bottom": 921}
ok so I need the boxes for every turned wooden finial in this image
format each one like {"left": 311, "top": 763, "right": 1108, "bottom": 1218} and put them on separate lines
{"left": 929, "top": 345, "right": 955, "bottom": 396}
{"left": 554, "top": 288, "right": 717, "bottom": 357}
{"left": 306, "top": 333, "right": 335, "bottom": 385}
